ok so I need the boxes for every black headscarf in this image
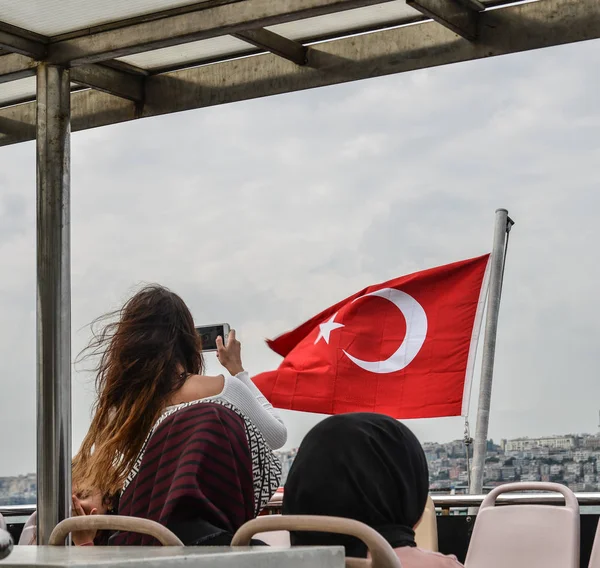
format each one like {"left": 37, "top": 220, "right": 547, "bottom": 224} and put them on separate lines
{"left": 282, "top": 412, "right": 429, "bottom": 558}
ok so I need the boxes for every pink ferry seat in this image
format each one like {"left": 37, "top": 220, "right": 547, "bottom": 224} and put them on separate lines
{"left": 233, "top": 515, "right": 401, "bottom": 568}
{"left": 255, "top": 515, "right": 291, "bottom": 547}
{"left": 18, "top": 511, "right": 36, "bottom": 545}
{"left": 465, "top": 482, "right": 579, "bottom": 568}
{"left": 49, "top": 514, "right": 183, "bottom": 546}
{"left": 256, "top": 495, "right": 438, "bottom": 551}
{"left": 414, "top": 495, "right": 438, "bottom": 552}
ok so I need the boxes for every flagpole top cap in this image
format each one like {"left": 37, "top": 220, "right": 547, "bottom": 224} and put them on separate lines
{"left": 495, "top": 208, "right": 508, "bottom": 214}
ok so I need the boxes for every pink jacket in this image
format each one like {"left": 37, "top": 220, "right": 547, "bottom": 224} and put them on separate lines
{"left": 395, "top": 547, "right": 464, "bottom": 567}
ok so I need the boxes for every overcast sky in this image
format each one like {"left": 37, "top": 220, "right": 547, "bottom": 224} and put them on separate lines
{"left": 0, "top": 39, "right": 599, "bottom": 476}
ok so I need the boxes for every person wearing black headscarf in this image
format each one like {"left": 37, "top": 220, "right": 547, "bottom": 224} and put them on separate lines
{"left": 283, "top": 413, "right": 463, "bottom": 567}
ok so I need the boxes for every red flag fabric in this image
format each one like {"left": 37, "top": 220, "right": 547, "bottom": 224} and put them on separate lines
{"left": 253, "top": 254, "right": 490, "bottom": 419}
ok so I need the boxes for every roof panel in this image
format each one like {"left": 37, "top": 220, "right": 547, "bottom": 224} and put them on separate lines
{"left": 0, "top": 0, "right": 212, "bottom": 37}
{"left": 0, "top": 0, "right": 597, "bottom": 148}
{"left": 117, "top": 2, "right": 422, "bottom": 72}
{"left": 0, "top": 77, "right": 86, "bottom": 107}
{"left": 268, "top": 1, "right": 423, "bottom": 40}
{"left": 0, "top": 76, "right": 35, "bottom": 105}
{"left": 116, "top": 35, "right": 254, "bottom": 71}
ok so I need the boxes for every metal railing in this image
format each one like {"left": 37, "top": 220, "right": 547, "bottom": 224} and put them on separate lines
{"left": 0, "top": 504, "right": 36, "bottom": 518}
{"left": 430, "top": 492, "right": 600, "bottom": 514}
{"left": 4, "top": 492, "right": 600, "bottom": 519}
{"left": 258, "top": 492, "right": 600, "bottom": 516}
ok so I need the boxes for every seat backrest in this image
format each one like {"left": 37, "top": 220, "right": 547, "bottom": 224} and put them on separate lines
{"left": 465, "top": 482, "right": 579, "bottom": 568}
{"left": 258, "top": 495, "right": 439, "bottom": 551}
{"left": 414, "top": 495, "right": 438, "bottom": 552}
{"left": 254, "top": 514, "right": 291, "bottom": 547}
{"left": 48, "top": 515, "right": 183, "bottom": 546}
{"left": 588, "top": 517, "right": 600, "bottom": 567}
{"left": 232, "top": 515, "right": 401, "bottom": 568}
{"left": 18, "top": 511, "right": 37, "bottom": 545}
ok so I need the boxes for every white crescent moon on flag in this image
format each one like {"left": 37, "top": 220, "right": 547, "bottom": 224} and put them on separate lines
{"left": 342, "top": 288, "right": 428, "bottom": 374}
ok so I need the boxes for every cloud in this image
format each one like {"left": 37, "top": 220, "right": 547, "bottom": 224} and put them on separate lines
{"left": 1, "top": 38, "right": 599, "bottom": 475}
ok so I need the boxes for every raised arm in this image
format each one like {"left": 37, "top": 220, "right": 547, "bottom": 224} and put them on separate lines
{"left": 220, "top": 372, "right": 287, "bottom": 449}
{"left": 216, "top": 330, "right": 287, "bottom": 449}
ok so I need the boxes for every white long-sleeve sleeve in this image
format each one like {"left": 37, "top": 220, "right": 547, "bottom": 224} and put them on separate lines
{"left": 218, "top": 371, "right": 287, "bottom": 450}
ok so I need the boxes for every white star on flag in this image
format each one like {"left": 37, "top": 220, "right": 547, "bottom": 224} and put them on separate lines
{"left": 314, "top": 313, "right": 345, "bottom": 345}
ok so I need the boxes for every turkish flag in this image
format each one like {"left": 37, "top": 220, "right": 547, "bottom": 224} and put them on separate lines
{"left": 253, "top": 255, "right": 490, "bottom": 419}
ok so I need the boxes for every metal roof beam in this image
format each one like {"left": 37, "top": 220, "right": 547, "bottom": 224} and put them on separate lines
{"left": 0, "top": 56, "right": 146, "bottom": 101}
{"left": 70, "top": 65, "right": 145, "bottom": 103}
{"left": 46, "top": 0, "right": 393, "bottom": 65}
{"left": 0, "top": 53, "right": 37, "bottom": 83}
{"left": 0, "top": 23, "right": 47, "bottom": 59}
{"left": 406, "top": 0, "right": 481, "bottom": 40}
{"left": 234, "top": 29, "right": 308, "bottom": 66}
{"left": 455, "top": 0, "right": 485, "bottom": 11}
{"left": 0, "top": 0, "right": 598, "bottom": 146}
{"left": 0, "top": 115, "right": 35, "bottom": 138}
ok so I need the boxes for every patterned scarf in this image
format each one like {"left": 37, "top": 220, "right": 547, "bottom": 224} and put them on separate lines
{"left": 112, "top": 400, "right": 280, "bottom": 545}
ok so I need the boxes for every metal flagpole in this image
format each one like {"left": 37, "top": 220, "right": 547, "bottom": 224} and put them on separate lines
{"left": 470, "top": 208, "right": 514, "bottom": 496}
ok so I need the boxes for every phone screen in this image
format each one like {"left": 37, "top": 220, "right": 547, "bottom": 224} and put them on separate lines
{"left": 195, "top": 324, "right": 229, "bottom": 352}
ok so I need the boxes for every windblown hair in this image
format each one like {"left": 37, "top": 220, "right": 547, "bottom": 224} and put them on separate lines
{"left": 72, "top": 285, "right": 204, "bottom": 497}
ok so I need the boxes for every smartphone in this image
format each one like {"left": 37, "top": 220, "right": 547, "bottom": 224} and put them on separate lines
{"left": 195, "top": 323, "right": 230, "bottom": 352}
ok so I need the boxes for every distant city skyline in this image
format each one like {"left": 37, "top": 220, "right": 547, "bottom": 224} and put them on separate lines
{"left": 6, "top": 425, "right": 600, "bottom": 479}
{"left": 274, "top": 432, "right": 600, "bottom": 491}
{"left": 4, "top": 430, "right": 598, "bottom": 507}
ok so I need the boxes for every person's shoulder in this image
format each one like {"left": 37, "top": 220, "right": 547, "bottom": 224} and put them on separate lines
{"left": 172, "top": 374, "right": 225, "bottom": 404}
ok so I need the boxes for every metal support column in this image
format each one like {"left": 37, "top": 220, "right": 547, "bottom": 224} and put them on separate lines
{"left": 36, "top": 64, "right": 72, "bottom": 545}
{"left": 470, "top": 208, "right": 513, "bottom": 496}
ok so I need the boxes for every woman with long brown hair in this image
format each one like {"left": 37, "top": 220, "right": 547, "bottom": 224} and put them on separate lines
{"left": 70, "top": 284, "right": 285, "bottom": 546}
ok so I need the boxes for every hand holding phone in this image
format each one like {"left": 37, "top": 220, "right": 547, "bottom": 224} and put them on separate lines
{"left": 195, "top": 323, "right": 230, "bottom": 352}
{"left": 216, "top": 329, "right": 244, "bottom": 376}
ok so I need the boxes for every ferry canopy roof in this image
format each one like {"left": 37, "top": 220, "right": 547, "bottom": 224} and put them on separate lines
{"left": 0, "top": 0, "right": 599, "bottom": 147}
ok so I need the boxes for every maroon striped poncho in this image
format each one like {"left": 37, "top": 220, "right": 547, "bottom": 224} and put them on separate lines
{"left": 110, "top": 402, "right": 265, "bottom": 546}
